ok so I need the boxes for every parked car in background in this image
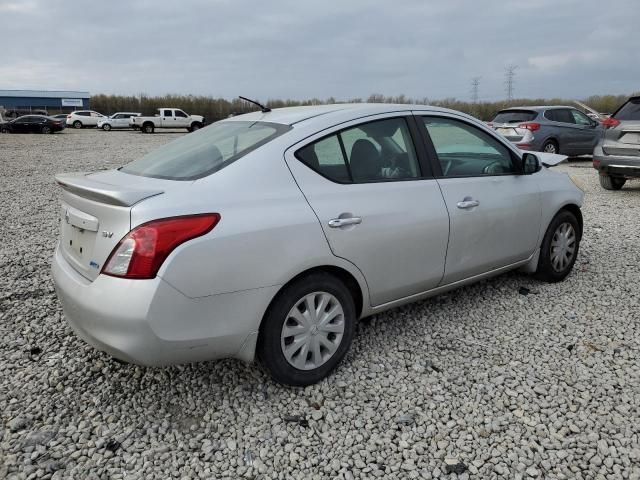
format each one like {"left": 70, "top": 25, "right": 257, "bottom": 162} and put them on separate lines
{"left": 593, "top": 96, "right": 640, "bottom": 190}
{"left": 4, "top": 108, "right": 49, "bottom": 119}
{"left": 51, "top": 114, "right": 69, "bottom": 122}
{"left": 0, "top": 115, "right": 65, "bottom": 134}
{"left": 98, "top": 112, "right": 142, "bottom": 131}
{"left": 66, "top": 110, "right": 106, "bottom": 129}
{"left": 52, "top": 103, "right": 584, "bottom": 386}
{"left": 490, "top": 106, "right": 602, "bottom": 156}
{"left": 130, "top": 108, "right": 205, "bottom": 133}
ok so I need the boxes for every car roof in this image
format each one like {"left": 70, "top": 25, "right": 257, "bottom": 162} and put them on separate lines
{"left": 223, "top": 103, "right": 470, "bottom": 126}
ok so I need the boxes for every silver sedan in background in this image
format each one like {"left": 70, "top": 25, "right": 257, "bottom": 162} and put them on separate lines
{"left": 52, "top": 103, "right": 584, "bottom": 385}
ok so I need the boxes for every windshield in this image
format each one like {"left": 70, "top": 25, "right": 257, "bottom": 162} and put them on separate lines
{"left": 492, "top": 110, "right": 537, "bottom": 124}
{"left": 121, "top": 121, "right": 291, "bottom": 180}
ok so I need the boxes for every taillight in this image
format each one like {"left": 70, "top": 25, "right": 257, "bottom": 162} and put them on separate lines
{"left": 518, "top": 122, "right": 541, "bottom": 131}
{"left": 593, "top": 159, "right": 601, "bottom": 169}
{"left": 486, "top": 122, "right": 494, "bottom": 127}
{"left": 601, "top": 117, "right": 620, "bottom": 129}
{"left": 102, "top": 213, "right": 220, "bottom": 279}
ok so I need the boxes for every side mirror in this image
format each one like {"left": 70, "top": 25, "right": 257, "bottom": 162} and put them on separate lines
{"left": 522, "top": 152, "right": 542, "bottom": 175}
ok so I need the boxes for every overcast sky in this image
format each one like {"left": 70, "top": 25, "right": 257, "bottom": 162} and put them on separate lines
{"left": 1, "top": 0, "right": 639, "bottom": 101}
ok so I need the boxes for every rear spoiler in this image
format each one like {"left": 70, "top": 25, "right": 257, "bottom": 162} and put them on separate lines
{"left": 55, "top": 172, "right": 163, "bottom": 207}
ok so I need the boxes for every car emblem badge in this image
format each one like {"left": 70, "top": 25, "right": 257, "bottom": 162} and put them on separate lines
{"left": 102, "top": 231, "right": 114, "bottom": 238}
{"left": 64, "top": 210, "right": 70, "bottom": 224}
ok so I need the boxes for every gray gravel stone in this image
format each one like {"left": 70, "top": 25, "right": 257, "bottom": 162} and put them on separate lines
{"left": 0, "top": 132, "right": 639, "bottom": 478}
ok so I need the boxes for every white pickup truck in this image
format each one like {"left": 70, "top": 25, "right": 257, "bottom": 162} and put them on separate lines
{"left": 131, "top": 108, "right": 205, "bottom": 133}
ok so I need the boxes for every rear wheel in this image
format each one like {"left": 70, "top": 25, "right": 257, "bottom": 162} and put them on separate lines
{"left": 258, "top": 273, "right": 356, "bottom": 386}
{"left": 599, "top": 175, "right": 626, "bottom": 190}
{"left": 142, "top": 123, "right": 154, "bottom": 134}
{"left": 542, "top": 140, "right": 559, "bottom": 154}
{"left": 102, "top": 124, "right": 112, "bottom": 131}
{"left": 1, "top": 126, "right": 9, "bottom": 133}
{"left": 73, "top": 120, "right": 82, "bottom": 129}
{"left": 535, "top": 210, "right": 580, "bottom": 282}
{"left": 41, "top": 125, "right": 52, "bottom": 134}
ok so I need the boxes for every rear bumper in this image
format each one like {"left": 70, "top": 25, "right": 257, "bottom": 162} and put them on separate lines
{"left": 593, "top": 146, "right": 640, "bottom": 178}
{"left": 52, "top": 246, "right": 278, "bottom": 365}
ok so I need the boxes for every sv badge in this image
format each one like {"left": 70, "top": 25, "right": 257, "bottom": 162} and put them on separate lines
{"left": 102, "top": 231, "right": 114, "bottom": 238}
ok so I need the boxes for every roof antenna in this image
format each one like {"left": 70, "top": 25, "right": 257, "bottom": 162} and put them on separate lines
{"left": 239, "top": 96, "right": 271, "bottom": 113}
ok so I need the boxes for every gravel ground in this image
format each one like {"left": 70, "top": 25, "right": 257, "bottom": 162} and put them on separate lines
{"left": 1, "top": 129, "right": 639, "bottom": 479}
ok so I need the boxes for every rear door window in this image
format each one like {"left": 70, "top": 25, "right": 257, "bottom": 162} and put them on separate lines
{"left": 121, "top": 121, "right": 290, "bottom": 180}
{"left": 614, "top": 98, "right": 640, "bottom": 121}
{"left": 547, "top": 109, "right": 575, "bottom": 124}
{"left": 296, "top": 117, "right": 421, "bottom": 183}
{"left": 492, "top": 110, "right": 537, "bottom": 124}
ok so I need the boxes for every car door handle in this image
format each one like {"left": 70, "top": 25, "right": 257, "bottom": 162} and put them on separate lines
{"left": 457, "top": 199, "right": 480, "bottom": 209}
{"left": 328, "top": 217, "right": 362, "bottom": 228}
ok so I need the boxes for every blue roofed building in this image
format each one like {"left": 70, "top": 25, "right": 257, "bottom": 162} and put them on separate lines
{"left": 0, "top": 90, "right": 90, "bottom": 117}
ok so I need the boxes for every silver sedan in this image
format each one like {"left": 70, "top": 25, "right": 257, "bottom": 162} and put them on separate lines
{"left": 52, "top": 103, "right": 584, "bottom": 385}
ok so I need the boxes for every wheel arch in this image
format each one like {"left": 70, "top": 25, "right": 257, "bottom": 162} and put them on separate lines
{"left": 256, "top": 264, "right": 365, "bottom": 348}
{"left": 558, "top": 203, "right": 583, "bottom": 240}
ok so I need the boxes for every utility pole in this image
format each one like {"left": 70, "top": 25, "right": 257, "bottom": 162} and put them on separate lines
{"left": 471, "top": 77, "right": 481, "bottom": 103}
{"left": 505, "top": 65, "right": 518, "bottom": 101}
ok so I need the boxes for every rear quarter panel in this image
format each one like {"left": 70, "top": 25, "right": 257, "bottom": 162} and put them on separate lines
{"left": 535, "top": 168, "right": 584, "bottom": 243}
{"left": 131, "top": 141, "right": 370, "bottom": 304}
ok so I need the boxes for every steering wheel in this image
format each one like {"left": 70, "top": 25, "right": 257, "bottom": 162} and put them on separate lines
{"left": 483, "top": 161, "right": 504, "bottom": 175}
{"left": 440, "top": 158, "right": 453, "bottom": 176}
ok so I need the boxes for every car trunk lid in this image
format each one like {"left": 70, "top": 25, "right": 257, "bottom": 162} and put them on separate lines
{"left": 55, "top": 170, "right": 166, "bottom": 281}
{"left": 602, "top": 120, "right": 640, "bottom": 157}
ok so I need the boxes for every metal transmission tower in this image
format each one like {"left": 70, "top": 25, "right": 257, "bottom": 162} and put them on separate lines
{"left": 505, "top": 65, "right": 518, "bottom": 101}
{"left": 471, "top": 77, "right": 481, "bottom": 103}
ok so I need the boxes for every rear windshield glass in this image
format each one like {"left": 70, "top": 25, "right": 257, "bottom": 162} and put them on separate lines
{"left": 614, "top": 98, "right": 640, "bottom": 121}
{"left": 121, "top": 121, "right": 291, "bottom": 180}
{"left": 492, "top": 110, "right": 537, "bottom": 124}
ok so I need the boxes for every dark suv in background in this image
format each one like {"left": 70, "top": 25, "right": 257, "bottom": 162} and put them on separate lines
{"left": 490, "top": 106, "right": 601, "bottom": 156}
{"left": 593, "top": 97, "right": 640, "bottom": 190}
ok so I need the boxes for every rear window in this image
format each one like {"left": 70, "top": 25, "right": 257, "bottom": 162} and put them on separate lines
{"left": 121, "top": 121, "right": 291, "bottom": 180}
{"left": 614, "top": 98, "right": 640, "bottom": 121}
{"left": 492, "top": 110, "right": 537, "bottom": 124}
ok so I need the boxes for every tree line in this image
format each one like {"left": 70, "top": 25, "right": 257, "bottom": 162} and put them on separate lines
{"left": 90, "top": 93, "right": 637, "bottom": 123}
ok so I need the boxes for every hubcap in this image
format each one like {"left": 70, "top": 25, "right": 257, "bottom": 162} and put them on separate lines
{"left": 280, "top": 291, "right": 345, "bottom": 371}
{"left": 544, "top": 143, "right": 557, "bottom": 153}
{"left": 550, "top": 222, "right": 576, "bottom": 272}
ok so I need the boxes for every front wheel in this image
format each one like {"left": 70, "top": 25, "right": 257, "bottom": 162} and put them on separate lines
{"left": 102, "top": 124, "right": 112, "bottom": 131}
{"left": 599, "top": 175, "right": 625, "bottom": 190}
{"left": 535, "top": 210, "right": 580, "bottom": 282}
{"left": 257, "top": 273, "right": 356, "bottom": 386}
{"left": 73, "top": 120, "right": 82, "bottom": 129}
{"left": 189, "top": 122, "right": 203, "bottom": 132}
{"left": 41, "top": 126, "right": 52, "bottom": 134}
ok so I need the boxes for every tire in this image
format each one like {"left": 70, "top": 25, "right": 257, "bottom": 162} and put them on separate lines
{"left": 535, "top": 210, "right": 580, "bottom": 283}
{"left": 102, "top": 124, "right": 112, "bottom": 131}
{"left": 542, "top": 140, "right": 559, "bottom": 154}
{"left": 599, "top": 175, "right": 625, "bottom": 190}
{"left": 190, "top": 122, "right": 202, "bottom": 132}
{"left": 142, "top": 123, "right": 154, "bottom": 134}
{"left": 132, "top": 125, "right": 140, "bottom": 131}
{"left": 1, "top": 127, "right": 9, "bottom": 134}
{"left": 257, "top": 272, "right": 356, "bottom": 386}
{"left": 73, "top": 120, "right": 82, "bottom": 129}
{"left": 41, "top": 126, "right": 52, "bottom": 134}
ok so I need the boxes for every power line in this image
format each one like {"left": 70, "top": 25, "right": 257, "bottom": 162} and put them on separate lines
{"left": 505, "top": 65, "right": 518, "bottom": 101}
{"left": 471, "top": 77, "right": 481, "bottom": 103}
